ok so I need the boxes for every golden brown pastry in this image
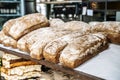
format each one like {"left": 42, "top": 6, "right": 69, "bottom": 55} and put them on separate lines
{"left": 59, "top": 33, "right": 108, "bottom": 68}
{"left": 3, "top": 13, "right": 49, "bottom": 40}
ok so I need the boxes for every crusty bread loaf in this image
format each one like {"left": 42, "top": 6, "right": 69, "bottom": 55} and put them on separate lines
{"left": 17, "top": 27, "right": 55, "bottom": 52}
{"left": 90, "top": 21, "right": 120, "bottom": 44}
{"left": 3, "top": 13, "right": 49, "bottom": 40}
{"left": 2, "top": 18, "right": 19, "bottom": 35}
{"left": 17, "top": 28, "right": 49, "bottom": 52}
{"left": 62, "top": 21, "right": 90, "bottom": 32}
{"left": 0, "top": 31, "right": 17, "bottom": 48}
{"left": 43, "top": 32, "right": 89, "bottom": 63}
{"left": 59, "top": 33, "right": 108, "bottom": 68}
{"left": 29, "top": 29, "right": 72, "bottom": 60}
{"left": 49, "top": 18, "right": 65, "bottom": 28}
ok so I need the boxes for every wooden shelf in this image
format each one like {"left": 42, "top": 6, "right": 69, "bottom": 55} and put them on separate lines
{"left": 0, "top": 44, "right": 103, "bottom": 80}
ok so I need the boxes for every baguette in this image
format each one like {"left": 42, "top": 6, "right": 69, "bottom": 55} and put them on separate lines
{"left": 3, "top": 13, "right": 49, "bottom": 40}
{"left": 59, "top": 33, "right": 108, "bottom": 68}
{"left": 43, "top": 32, "right": 89, "bottom": 63}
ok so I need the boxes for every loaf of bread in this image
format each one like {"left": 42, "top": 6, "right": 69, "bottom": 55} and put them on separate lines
{"left": 2, "top": 19, "right": 17, "bottom": 35}
{"left": 2, "top": 13, "right": 49, "bottom": 40}
{"left": 0, "top": 31, "right": 17, "bottom": 48}
{"left": 17, "top": 28, "right": 50, "bottom": 52}
{"left": 30, "top": 29, "right": 72, "bottom": 60}
{"left": 49, "top": 18, "right": 65, "bottom": 28}
{"left": 62, "top": 21, "right": 90, "bottom": 32}
{"left": 90, "top": 21, "right": 120, "bottom": 44}
{"left": 43, "top": 32, "right": 89, "bottom": 63}
{"left": 59, "top": 33, "right": 108, "bottom": 68}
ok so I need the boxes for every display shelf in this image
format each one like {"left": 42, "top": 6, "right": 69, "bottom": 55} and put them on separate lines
{"left": 0, "top": 0, "right": 25, "bottom": 30}
{"left": 0, "top": 14, "right": 21, "bottom": 17}
{"left": 0, "top": 1, "right": 20, "bottom": 3}
{"left": 0, "top": 44, "right": 103, "bottom": 80}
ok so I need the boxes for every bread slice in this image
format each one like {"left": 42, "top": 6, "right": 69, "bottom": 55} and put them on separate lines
{"left": 43, "top": 32, "right": 89, "bottom": 63}
{"left": 3, "top": 13, "right": 49, "bottom": 40}
{"left": 59, "top": 33, "right": 108, "bottom": 68}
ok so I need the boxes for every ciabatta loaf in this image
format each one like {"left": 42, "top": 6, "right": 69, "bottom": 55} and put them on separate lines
{"left": 62, "top": 21, "right": 90, "bottom": 32}
{"left": 17, "top": 27, "right": 53, "bottom": 52}
{"left": 49, "top": 18, "right": 65, "bottom": 28}
{"left": 3, "top": 13, "right": 49, "bottom": 40}
{"left": 90, "top": 21, "right": 120, "bottom": 44}
{"left": 43, "top": 32, "right": 89, "bottom": 63}
{"left": 30, "top": 29, "right": 72, "bottom": 60}
{"left": 59, "top": 33, "right": 108, "bottom": 68}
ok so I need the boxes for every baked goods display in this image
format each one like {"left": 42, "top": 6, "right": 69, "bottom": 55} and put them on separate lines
{"left": 0, "top": 13, "right": 120, "bottom": 70}
{"left": 2, "top": 13, "right": 49, "bottom": 40}
{"left": 89, "top": 21, "right": 120, "bottom": 44}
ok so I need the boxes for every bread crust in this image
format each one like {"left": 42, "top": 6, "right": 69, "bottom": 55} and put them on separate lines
{"left": 59, "top": 33, "right": 108, "bottom": 68}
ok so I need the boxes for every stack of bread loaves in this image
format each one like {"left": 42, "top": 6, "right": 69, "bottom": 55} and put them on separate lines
{"left": 1, "top": 52, "right": 42, "bottom": 80}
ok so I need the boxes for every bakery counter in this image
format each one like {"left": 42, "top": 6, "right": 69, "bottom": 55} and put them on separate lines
{"left": 0, "top": 44, "right": 120, "bottom": 80}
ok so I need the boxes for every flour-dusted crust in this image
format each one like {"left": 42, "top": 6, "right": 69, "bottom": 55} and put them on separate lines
{"left": 49, "top": 18, "right": 65, "bottom": 28}
{"left": 0, "top": 31, "right": 17, "bottom": 48}
{"left": 3, "top": 13, "right": 49, "bottom": 40}
{"left": 43, "top": 32, "right": 89, "bottom": 63}
{"left": 30, "top": 29, "right": 72, "bottom": 60}
{"left": 90, "top": 21, "right": 120, "bottom": 44}
{"left": 59, "top": 33, "right": 108, "bottom": 68}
